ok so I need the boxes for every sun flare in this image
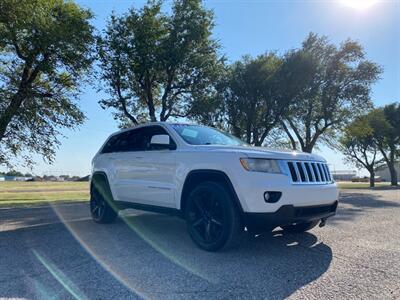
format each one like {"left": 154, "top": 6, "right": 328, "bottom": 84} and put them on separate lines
{"left": 340, "top": 0, "right": 379, "bottom": 10}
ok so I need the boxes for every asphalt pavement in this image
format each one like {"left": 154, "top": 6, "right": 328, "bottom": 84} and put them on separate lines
{"left": 0, "top": 188, "right": 399, "bottom": 299}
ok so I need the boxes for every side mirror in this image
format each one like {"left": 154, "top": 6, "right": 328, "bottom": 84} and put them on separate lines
{"left": 150, "top": 134, "right": 171, "bottom": 149}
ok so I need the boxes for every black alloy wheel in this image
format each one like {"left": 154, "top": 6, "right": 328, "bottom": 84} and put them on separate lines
{"left": 90, "top": 180, "right": 117, "bottom": 223}
{"left": 185, "top": 182, "right": 242, "bottom": 251}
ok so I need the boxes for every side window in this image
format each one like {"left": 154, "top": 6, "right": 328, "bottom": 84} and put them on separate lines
{"left": 142, "top": 126, "right": 176, "bottom": 151}
{"left": 124, "top": 128, "right": 146, "bottom": 152}
{"left": 115, "top": 131, "right": 132, "bottom": 152}
{"left": 101, "top": 130, "right": 143, "bottom": 153}
{"left": 101, "top": 126, "right": 175, "bottom": 153}
{"left": 101, "top": 133, "right": 122, "bottom": 154}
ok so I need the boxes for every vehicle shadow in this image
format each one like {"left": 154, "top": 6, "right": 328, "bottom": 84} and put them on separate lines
{"left": 366, "top": 185, "right": 400, "bottom": 191}
{"left": 108, "top": 212, "right": 332, "bottom": 299}
{"left": 0, "top": 207, "right": 333, "bottom": 299}
{"left": 329, "top": 190, "right": 400, "bottom": 225}
{"left": 339, "top": 192, "right": 400, "bottom": 208}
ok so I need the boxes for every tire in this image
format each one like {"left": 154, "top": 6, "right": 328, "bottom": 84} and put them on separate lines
{"left": 281, "top": 220, "right": 319, "bottom": 233}
{"left": 90, "top": 178, "right": 118, "bottom": 224}
{"left": 185, "top": 181, "right": 243, "bottom": 251}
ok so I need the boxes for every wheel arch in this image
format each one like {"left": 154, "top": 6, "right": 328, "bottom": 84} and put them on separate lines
{"left": 91, "top": 171, "right": 109, "bottom": 186}
{"left": 180, "top": 169, "right": 244, "bottom": 215}
{"left": 90, "top": 171, "right": 115, "bottom": 203}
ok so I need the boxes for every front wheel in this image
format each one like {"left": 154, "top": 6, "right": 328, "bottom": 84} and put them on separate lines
{"left": 281, "top": 220, "right": 319, "bottom": 233}
{"left": 90, "top": 180, "right": 118, "bottom": 224}
{"left": 185, "top": 181, "right": 243, "bottom": 251}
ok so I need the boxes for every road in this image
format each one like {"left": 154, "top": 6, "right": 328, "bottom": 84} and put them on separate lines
{"left": 0, "top": 188, "right": 399, "bottom": 299}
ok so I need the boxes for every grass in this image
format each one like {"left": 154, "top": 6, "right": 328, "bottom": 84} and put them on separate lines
{"left": 0, "top": 181, "right": 89, "bottom": 208}
{"left": 1, "top": 180, "right": 397, "bottom": 208}
{"left": 336, "top": 182, "right": 393, "bottom": 189}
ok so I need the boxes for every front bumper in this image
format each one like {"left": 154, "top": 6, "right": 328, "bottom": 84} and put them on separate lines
{"left": 230, "top": 170, "right": 339, "bottom": 212}
{"left": 244, "top": 201, "right": 338, "bottom": 231}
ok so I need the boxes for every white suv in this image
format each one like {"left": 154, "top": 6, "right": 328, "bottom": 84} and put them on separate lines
{"left": 91, "top": 122, "right": 338, "bottom": 251}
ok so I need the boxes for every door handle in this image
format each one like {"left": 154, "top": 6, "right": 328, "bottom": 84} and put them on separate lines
{"left": 135, "top": 156, "right": 144, "bottom": 159}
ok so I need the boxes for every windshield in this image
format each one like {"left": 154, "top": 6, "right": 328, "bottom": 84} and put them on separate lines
{"left": 171, "top": 124, "right": 248, "bottom": 146}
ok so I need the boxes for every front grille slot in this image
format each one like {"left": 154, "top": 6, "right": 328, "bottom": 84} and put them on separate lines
{"left": 287, "top": 162, "right": 298, "bottom": 182}
{"left": 311, "top": 163, "right": 320, "bottom": 181}
{"left": 324, "top": 165, "right": 331, "bottom": 181}
{"left": 296, "top": 162, "right": 306, "bottom": 181}
{"left": 317, "top": 164, "right": 325, "bottom": 181}
{"left": 286, "top": 160, "right": 333, "bottom": 184}
{"left": 304, "top": 163, "right": 314, "bottom": 181}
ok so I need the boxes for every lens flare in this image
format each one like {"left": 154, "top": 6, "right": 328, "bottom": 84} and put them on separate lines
{"left": 51, "top": 203, "right": 216, "bottom": 300}
{"left": 32, "top": 249, "right": 87, "bottom": 300}
{"left": 340, "top": 0, "right": 379, "bottom": 10}
{"left": 50, "top": 204, "right": 147, "bottom": 299}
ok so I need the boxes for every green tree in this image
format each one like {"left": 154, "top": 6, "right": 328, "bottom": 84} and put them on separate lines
{"left": 370, "top": 103, "right": 400, "bottom": 186}
{"left": 0, "top": 0, "right": 94, "bottom": 167}
{"left": 281, "top": 33, "right": 382, "bottom": 153}
{"left": 339, "top": 115, "right": 381, "bottom": 188}
{"left": 97, "top": 0, "right": 223, "bottom": 127}
{"left": 193, "top": 51, "right": 315, "bottom": 146}
{"left": 224, "top": 54, "right": 284, "bottom": 145}
{"left": 5, "top": 170, "right": 24, "bottom": 177}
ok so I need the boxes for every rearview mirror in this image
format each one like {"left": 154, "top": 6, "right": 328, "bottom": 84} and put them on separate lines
{"left": 150, "top": 134, "right": 170, "bottom": 146}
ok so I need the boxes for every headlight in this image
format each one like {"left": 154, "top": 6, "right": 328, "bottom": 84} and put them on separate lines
{"left": 240, "top": 158, "right": 282, "bottom": 173}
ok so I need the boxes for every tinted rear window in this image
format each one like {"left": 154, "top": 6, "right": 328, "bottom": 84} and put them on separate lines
{"left": 101, "top": 126, "right": 175, "bottom": 153}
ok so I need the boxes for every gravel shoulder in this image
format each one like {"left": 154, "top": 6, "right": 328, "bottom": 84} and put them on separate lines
{"left": 0, "top": 188, "right": 399, "bottom": 299}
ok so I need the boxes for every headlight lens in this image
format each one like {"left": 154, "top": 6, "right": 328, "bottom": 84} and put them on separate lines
{"left": 240, "top": 158, "right": 282, "bottom": 173}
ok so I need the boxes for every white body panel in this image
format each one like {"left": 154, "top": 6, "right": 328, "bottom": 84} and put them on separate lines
{"left": 91, "top": 122, "right": 339, "bottom": 213}
{"left": 105, "top": 151, "right": 176, "bottom": 207}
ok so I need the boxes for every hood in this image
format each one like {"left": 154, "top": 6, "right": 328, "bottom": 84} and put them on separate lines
{"left": 194, "top": 145, "right": 326, "bottom": 162}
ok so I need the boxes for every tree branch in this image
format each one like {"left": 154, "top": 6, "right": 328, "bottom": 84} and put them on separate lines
{"left": 281, "top": 121, "right": 297, "bottom": 150}
{"left": 12, "top": 39, "right": 28, "bottom": 61}
{"left": 115, "top": 76, "right": 138, "bottom": 125}
{"left": 160, "top": 67, "right": 174, "bottom": 121}
{"left": 286, "top": 117, "right": 305, "bottom": 150}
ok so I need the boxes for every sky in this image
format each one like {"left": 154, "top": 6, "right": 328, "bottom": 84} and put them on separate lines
{"left": 5, "top": 0, "right": 399, "bottom": 176}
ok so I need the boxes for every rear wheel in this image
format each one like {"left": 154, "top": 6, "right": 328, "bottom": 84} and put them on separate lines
{"left": 281, "top": 220, "right": 319, "bottom": 233}
{"left": 90, "top": 178, "right": 118, "bottom": 224}
{"left": 185, "top": 181, "right": 243, "bottom": 251}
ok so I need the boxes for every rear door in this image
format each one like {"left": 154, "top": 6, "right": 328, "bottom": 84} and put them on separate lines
{"left": 110, "top": 128, "right": 145, "bottom": 202}
{"left": 102, "top": 129, "right": 139, "bottom": 201}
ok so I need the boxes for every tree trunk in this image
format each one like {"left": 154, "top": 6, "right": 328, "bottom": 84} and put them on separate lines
{"left": 281, "top": 121, "right": 297, "bottom": 150}
{"left": 0, "top": 62, "right": 41, "bottom": 142}
{"left": 148, "top": 101, "right": 157, "bottom": 122}
{"left": 301, "top": 133, "right": 320, "bottom": 153}
{"left": 388, "top": 147, "right": 398, "bottom": 186}
{"left": 246, "top": 123, "right": 251, "bottom": 144}
{"left": 144, "top": 77, "right": 157, "bottom": 122}
{"left": 302, "top": 144, "right": 313, "bottom": 153}
{"left": 232, "top": 125, "right": 241, "bottom": 139}
{"left": 388, "top": 164, "right": 398, "bottom": 186}
{"left": 380, "top": 147, "right": 398, "bottom": 186}
{"left": 0, "top": 65, "right": 33, "bottom": 142}
{"left": 369, "top": 169, "right": 375, "bottom": 188}
{"left": 0, "top": 93, "right": 25, "bottom": 142}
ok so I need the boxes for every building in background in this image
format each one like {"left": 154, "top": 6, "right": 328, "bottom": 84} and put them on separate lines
{"left": 375, "top": 162, "right": 400, "bottom": 182}
{"left": 331, "top": 170, "right": 357, "bottom": 181}
{"left": 0, "top": 176, "right": 33, "bottom": 181}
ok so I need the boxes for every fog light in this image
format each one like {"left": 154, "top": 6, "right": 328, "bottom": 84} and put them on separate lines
{"left": 264, "top": 192, "right": 270, "bottom": 202}
{"left": 263, "top": 191, "right": 282, "bottom": 203}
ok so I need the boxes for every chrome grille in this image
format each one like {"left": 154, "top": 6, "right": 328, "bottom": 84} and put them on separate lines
{"left": 286, "top": 161, "right": 332, "bottom": 184}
